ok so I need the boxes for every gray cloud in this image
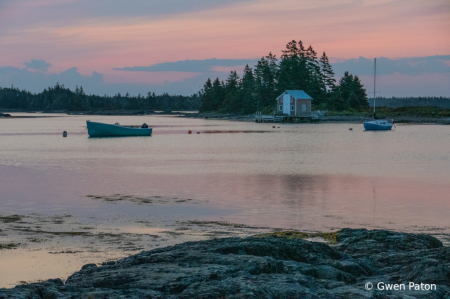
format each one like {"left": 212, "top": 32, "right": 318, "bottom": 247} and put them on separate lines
{"left": 0, "top": 66, "right": 20, "bottom": 76}
{"left": 0, "top": 65, "right": 103, "bottom": 94}
{"left": 331, "top": 55, "right": 450, "bottom": 77}
{"left": 116, "top": 55, "right": 450, "bottom": 77}
{"left": 0, "top": 63, "right": 200, "bottom": 96}
{"left": 1, "top": 55, "right": 450, "bottom": 98}
{"left": 113, "top": 58, "right": 260, "bottom": 73}
{"left": 24, "top": 59, "right": 51, "bottom": 71}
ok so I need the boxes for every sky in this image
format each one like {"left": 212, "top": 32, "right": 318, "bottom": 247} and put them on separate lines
{"left": 0, "top": 0, "right": 449, "bottom": 97}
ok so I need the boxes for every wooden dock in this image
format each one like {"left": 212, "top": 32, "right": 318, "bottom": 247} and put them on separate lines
{"left": 255, "top": 112, "right": 319, "bottom": 123}
{"left": 254, "top": 112, "right": 284, "bottom": 123}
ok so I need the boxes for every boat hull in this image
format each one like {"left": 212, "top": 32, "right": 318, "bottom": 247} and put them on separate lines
{"left": 86, "top": 121, "right": 152, "bottom": 137}
{"left": 363, "top": 121, "right": 393, "bottom": 131}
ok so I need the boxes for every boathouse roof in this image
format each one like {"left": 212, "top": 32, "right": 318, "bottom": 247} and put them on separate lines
{"left": 277, "top": 90, "right": 313, "bottom": 100}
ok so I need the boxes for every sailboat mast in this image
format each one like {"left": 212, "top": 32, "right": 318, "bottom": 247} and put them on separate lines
{"left": 373, "top": 58, "right": 376, "bottom": 115}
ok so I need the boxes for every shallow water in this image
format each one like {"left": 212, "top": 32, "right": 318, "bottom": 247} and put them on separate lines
{"left": 1, "top": 113, "right": 449, "bottom": 286}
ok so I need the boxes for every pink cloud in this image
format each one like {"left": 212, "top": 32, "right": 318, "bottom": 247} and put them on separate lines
{"left": 105, "top": 70, "right": 200, "bottom": 85}
{"left": 1, "top": 0, "right": 449, "bottom": 88}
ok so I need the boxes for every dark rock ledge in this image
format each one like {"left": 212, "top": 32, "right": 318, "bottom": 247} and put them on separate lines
{"left": 1, "top": 229, "right": 449, "bottom": 298}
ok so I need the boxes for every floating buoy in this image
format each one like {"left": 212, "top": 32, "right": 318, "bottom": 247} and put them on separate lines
{"left": 349, "top": 128, "right": 353, "bottom": 131}
{"left": 273, "top": 126, "right": 275, "bottom": 128}
{"left": 63, "top": 131, "right": 67, "bottom": 137}
{"left": 197, "top": 132, "right": 200, "bottom": 134}
{"left": 188, "top": 130, "right": 192, "bottom": 134}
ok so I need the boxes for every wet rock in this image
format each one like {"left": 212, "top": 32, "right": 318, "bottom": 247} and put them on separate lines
{"left": 336, "top": 228, "right": 443, "bottom": 256}
{"left": 1, "top": 229, "right": 449, "bottom": 298}
{"left": 332, "top": 260, "right": 368, "bottom": 277}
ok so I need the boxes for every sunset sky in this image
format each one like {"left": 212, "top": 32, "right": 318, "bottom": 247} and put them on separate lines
{"left": 0, "top": 0, "right": 449, "bottom": 96}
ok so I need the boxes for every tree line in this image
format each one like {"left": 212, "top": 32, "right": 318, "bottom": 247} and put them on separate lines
{"left": 373, "top": 96, "right": 450, "bottom": 100}
{"left": 199, "top": 40, "right": 369, "bottom": 114}
{"left": 0, "top": 83, "right": 201, "bottom": 112}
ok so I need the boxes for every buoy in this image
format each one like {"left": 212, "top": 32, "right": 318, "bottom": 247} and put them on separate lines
{"left": 188, "top": 130, "right": 192, "bottom": 134}
{"left": 197, "top": 132, "right": 200, "bottom": 134}
{"left": 63, "top": 131, "right": 67, "bottom": 137}
{"left": 349, "top": 128, "right": 353, "bottom": 131}
{"left": 273, "top": 126, "right": 275, "bottom": 128}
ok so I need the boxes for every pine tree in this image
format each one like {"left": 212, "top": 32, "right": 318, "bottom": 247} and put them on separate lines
{"left": 319, "top": 52, "right": 336, "bottom": 91}
{"left": 241, "top": 65, "right": 255, "bottom": 114}
{"left": 329, "top": 88, "right": 347, "bottom": 111}
{"left": 353, "top": 76, "right": 369, "bottom": 109}
{"left": 334, "top": 72, "right": 368, "bottom": 111}
{"left": 223, "top": 71, "right": 241, "bottom": 113}
{"left": 212, "top": 77, "right": 224, "bottom": 111}
{"left": 304, "top": 45, "right": 324, "bottom": 106}
{"left": 200, "top": 78, "right": 213, "bottom": 112}
{"left": 338, "top": 72, "right": 353, "bottom": 104}
{"left": 196, "top": 39, "right": 367, "bottom": 114}
{"left": 348, "top": 91, "right": 360, "bottom": 110}
{"left": 254, "top": 53, "right": 278, "bottom": 111}
{"left": 278, "top": 40, "right": 310, "bottom": 93}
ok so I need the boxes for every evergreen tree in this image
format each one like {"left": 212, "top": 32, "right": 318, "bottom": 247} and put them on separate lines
{"left": 305, "top": 45, "right": 324, "bottom": 106}
{"left": 353, "top": 76, "right": 369, "bottom": 109}
{"left": 254, "top": 53, "right": 278, "bottom": 111}
{"left": 329, "top": 88, "right": 347, "bottom": 111}
{"left": 241, "top": 65, "right": 255, "bottom": 114}
{"left": 199, "top": 78, "right": 213, "bottom": 112}
{"left": 334, "top": 72, "right": 368, "bottom": 111}
{"left": 319, "top": 52, "right": 336, "bottom": 91}
{"left": 212, "top": 77, "right": 225, "bottom": 111}
{"left": 348, "top": 91, "right": 360, "bottom": 110}
{"left": 277, "top": 40, "right": 313, "bottom": 94}
{"left": 195, "top": 39, "right": 366, "bottom": 113}
{"left": 223, "top": 71, "right": 241, "bottom": 113}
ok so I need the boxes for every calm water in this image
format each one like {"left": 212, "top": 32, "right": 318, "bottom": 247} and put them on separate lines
{"left": 1, "top": 113, "right": 449, "bottom": 230}
{"left": 1, "top": 113, "right": 450, "bottom": 286}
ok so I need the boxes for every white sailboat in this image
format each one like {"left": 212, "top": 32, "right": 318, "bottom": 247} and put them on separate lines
{"left": 363, "top": 58, "right": 393, "bottom": 131}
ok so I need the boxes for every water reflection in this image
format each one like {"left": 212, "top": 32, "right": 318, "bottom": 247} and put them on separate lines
{"left": 0, "top": 114, "right": 449, "bottom": 234}
{"left": 1, "top": 115, "right": 450, "bottom": 287}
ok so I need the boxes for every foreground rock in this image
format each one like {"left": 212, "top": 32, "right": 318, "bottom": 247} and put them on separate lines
{"left": 1, "top": 229, "right": 449, "bottom": 298}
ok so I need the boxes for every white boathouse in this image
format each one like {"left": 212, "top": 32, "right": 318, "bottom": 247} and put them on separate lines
{"left": 276, "top": 90, "right": 312, "bottom": 116}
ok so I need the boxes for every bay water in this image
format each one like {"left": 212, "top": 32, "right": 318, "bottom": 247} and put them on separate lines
{"left": 0, "top": 113, "right": 449, "bottom": 286}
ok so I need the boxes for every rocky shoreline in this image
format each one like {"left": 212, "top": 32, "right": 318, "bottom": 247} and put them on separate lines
{"left": 1, "top": 228, "right": 449, "bottom": 298}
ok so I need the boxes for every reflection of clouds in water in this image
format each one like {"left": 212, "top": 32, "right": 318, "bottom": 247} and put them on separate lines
{"left": 1, "top": 118, "right": 449, "bottom": 238}
{"left": 0, "top": 212, "right": 273, "bottom": 288}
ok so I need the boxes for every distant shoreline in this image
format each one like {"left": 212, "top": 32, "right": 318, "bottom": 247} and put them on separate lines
{"left": 2, "top": 110, "right": 450, "bottom": 124}
{"left": 182, "top": 112, "right": 450, "bottom": 124}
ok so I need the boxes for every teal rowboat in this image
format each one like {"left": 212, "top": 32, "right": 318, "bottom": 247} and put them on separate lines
{"left": 86, "top": 121, "right": 152, "bottom": 137}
